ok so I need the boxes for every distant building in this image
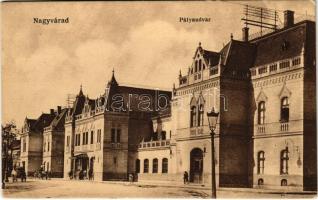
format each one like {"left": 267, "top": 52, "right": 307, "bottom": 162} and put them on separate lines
{"left": 42, "top": 106, "right": 68, "bottom": 177}
{"left": 11, "top": 140, "right": 21, "bottom": 169}
{"left": 20, "top": 108, "right": 63, "bottom": 176}
{"left": 63, "top": 71, "right": 171, "bottom": 181}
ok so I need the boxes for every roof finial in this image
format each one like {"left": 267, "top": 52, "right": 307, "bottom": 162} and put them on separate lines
{"left": 230, "top": 33, "right": 233, "bottom": 40}
{"left": 79, "top": 84, "right": 84, "bottom": 96}
{"left": 107, "top": 68, "right": 118, "bottom": 87}
{"left": 179, "top": 69, "right": 182, "bottom": 77}
{"left": 199, "top": 42, "right": 201, "bottom": 47}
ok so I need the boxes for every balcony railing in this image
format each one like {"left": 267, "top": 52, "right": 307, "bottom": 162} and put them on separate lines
{"left": 255, "top": 120, "right": 302, "bottom": 135}
{"left": 280, "top": 122, "right": 289, "bottom": 132}
{"left": 176, "top": 125, "right": 216, "bottom": 139}
{"left": 250, "top": 56, "right": 303, "bottom": 80}
{"left": 74, "top": 143, "right": 100, "bottom": 152}
{"left": 138, "top": 139, "right": 170, "bottom": 149}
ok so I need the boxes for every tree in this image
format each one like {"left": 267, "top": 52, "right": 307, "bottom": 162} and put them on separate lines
{"left": 2, "top": 121, "right": 17, "bottom": 189}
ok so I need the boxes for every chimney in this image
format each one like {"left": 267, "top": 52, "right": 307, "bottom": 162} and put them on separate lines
{"left": 242, "top": 27, "right": 249, "bottom": 42}
{"left": 284, "top": 10, "right": 294, "bottom": 28}
{"left": 57, "top": 106, "right": 62, "bottom": 114}
{"left": 50, "top": 109, "right": 54, "bottom": 115}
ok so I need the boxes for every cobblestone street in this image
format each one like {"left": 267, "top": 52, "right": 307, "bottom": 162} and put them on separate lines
{"left": 2, "top": 179, "right": 317, "bottom": 198}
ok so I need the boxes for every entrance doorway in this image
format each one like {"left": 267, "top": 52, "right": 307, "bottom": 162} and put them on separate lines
{"left": 190, "top": 148, "right": 203, "bottom": 183}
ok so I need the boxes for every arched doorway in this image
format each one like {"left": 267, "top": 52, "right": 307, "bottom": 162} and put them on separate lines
{"left": 190, "top": 148, "right": 203, "bottom": 183}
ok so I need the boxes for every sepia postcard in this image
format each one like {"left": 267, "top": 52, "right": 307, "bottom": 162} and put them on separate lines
{"left": 1, "top": 0, "right": 317, "bottom": 199}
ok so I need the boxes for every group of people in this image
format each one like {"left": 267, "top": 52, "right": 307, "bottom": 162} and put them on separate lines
{"left": 34, "top": 168, "right": 51, "bottom": 180}
{"left": 11, "top": 167, "right": 27, "bottom": 182}
{"left": 69, "top": 169, "right": 94, "bottom": 180}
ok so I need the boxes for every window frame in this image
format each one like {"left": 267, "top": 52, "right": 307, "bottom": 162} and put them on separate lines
{"left": 258, "top": 101, "right": 266, "bottom": 125}
{"left": 280, "top": 97, "right": 289, "bottom": 123}
{"left": 162, "top": 158, "right": 168, "bottom": 173}
{"left": 152, "top": 158, "right": 158, "bottom": 173}
{"left": 280, "top": 148, "right": 289, "bottom": 175}
{"left": 257, "top": 151, "right": 265, "bottom": 174}
{"left": 144, "top": 159, "right": 149, "bottom": 173}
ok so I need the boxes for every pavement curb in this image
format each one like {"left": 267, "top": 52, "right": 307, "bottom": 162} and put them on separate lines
{"left": 56, "top": 178, "right": 317, "bottom": 195}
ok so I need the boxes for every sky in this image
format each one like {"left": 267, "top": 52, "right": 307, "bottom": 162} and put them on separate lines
{"left": 2, "top": 1, "right": 315, "bottom": 127}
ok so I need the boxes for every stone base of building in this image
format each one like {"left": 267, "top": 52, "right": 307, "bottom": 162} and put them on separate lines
{"left": 103, "top": 172, "right": 127, "bottom": 181}
{"left": 253, "top": 174, "right": 306, "bottom": 191}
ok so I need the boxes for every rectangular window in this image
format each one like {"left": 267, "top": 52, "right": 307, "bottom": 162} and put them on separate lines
{"left": 47, "top": 140, "right": 50, "bottom": 152}
{"left": 82, "top": 133, "right": 85, "bottom": 145}
{"left": 97, "top": 129, "right": 101, "bottom": 143}
{"left": 43, "top": 141, "right": 46, "bottom": 152}
{"left": 90, "top": 131, "right": 94, "bottom": 144}
{"left": 67, "top": 136, "right": 70, "bottom": 147}
{"left": 117, "top": 129, "right": 121, "bottom": 143}
{"left": 111, "top": 128, "right": 116, "bottom": 143}
{"left": 86, "top": 132, "right": 89, "bottom": 145}
{"left": 210, "top": 67, "right": 218, "bottom": 76}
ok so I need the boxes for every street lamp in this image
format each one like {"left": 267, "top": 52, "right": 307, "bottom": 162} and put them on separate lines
{"left": 207, "top": 107, "right": 219, "bottom": 199}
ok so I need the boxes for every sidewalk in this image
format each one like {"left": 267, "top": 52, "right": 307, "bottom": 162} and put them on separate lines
{"left": 68, "top": 178, "right": 317, "bottom": 195}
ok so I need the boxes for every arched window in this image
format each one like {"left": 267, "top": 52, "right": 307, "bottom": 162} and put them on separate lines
{"left": 144, "top": 159, "right": 149, "bottom": 173}
{"left": 257, "top": 151, "right": 265, "bottom": 174}
{"left": 162, "top": 158, "right": 168, "bottom": 173}
{"left": 198, "top": 105, "right": 204, "bottom": 126}
{"left": 280, "top": 148, "right": 289, "bottom": 174}
{"left": 199, "top": 60, "right": 202, "bottom": 71}
{"left": 258, "top": 101, "right": 265, "bottom": 125}
{"left": 135, "top": 159, "right": 140, "bottom": 173}
{"left": 281, "top": 179, "right": 287, "bottom": 186}
{"left": 152, "top": 158, "right": 158, "bottom": 173}
{"left": 258, "top": 178, "right": 264, "bottom": 185}
{"left": 281, "top": 97, "right": 289, "bottom": 122}
{"left": 190, "top": 106, "right": 197, "bottom": 127}
{"left": 195, "top": 61, "right": 198, "bottom": 72}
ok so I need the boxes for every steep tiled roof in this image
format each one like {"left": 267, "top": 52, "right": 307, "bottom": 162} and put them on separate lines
{"left": 221, "top": 40, "right": 256, "bottom": 74}
{"left": 25, "top": 118, "right": 37, "bottom": 130}
{"left": 49, "top": 108, "right": 68, "bottom": 131}
{"left": 106, "top": 84, "right": 171, "bottom": 113}
{"left": 202, "top": 49, "right": 220, "bottom": 66}
{"left": 251, "top": 22, "right": 309, "bottom": 66}
{"left": 32, "top": 113, "right": 56, "bottom": 132}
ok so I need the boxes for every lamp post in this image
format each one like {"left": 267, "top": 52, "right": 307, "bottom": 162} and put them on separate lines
{"left": 207, "top": 107, "right": 219, "bottom": 199}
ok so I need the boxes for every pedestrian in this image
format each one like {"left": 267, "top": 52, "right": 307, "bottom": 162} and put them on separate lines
{"left": 129, "top": 173, "right": 133, "bottom": 184}
{"left": 11, "top": 168, "right": 17, "bottom": 182}
{"left": 183, "top": 171, "right": 189, "bottom": 184}
{"left": 79, "top": 170, "right": 83, "bottom": 180}
{"left": 21, "top": 168, "right": 26, "bottom": 182}
{"left": 88, "top": 169, "right": 93, "bottom": 180}
{"left": 45, "top": 170, "right": 49, "bottom": 180}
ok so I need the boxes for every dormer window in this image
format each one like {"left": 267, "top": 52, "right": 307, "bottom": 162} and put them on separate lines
{"left": 195, "top": 61, "right": 198, "bottom": 72}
